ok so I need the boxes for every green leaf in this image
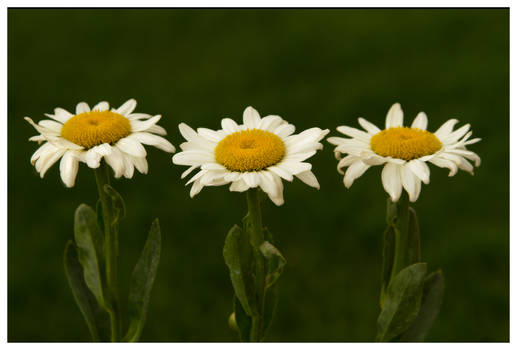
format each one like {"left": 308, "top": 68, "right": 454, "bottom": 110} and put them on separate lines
{"left": 400, "top": 270, "right": 445, "bottom": 341}
{"left": 103, "top": 184, "right": 126, "bottom": 225}
{"left": 234, "top": 296, "right": 252, "bottom": 341}
{"left": 261, "top": 284, "right": 279, "bottom": 339}
{"left": 74, "top": 204, "right": 106, "bottom": 308}
{"left": 124, "top": 218, "right": 162, "bottom": 342}
{"left": 407, "top": 208, "right": 421, "bottom": 264}
{"left": 259, "top": 241, "right": 286, "bottom": 290}
{"left": 63, "top": 241, "right": 109, "bottom": 342}
{"left": 376, "top": 262, "right": 427, "bottom": 342}
{"left": 223, "top": 224, "right": 256, "bottom": 316}
{"left": 380, "top": 224, "right": 395, "bottom": 309}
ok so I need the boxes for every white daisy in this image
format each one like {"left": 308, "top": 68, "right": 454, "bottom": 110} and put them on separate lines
{"left": 327, "top": 103, "right": 481, "bottom": 202}
{"left": 172, "top": 106, "right": 330, "bottom": 206}
{"left": 26, "top": 98, "right": 176, "bottom": 187}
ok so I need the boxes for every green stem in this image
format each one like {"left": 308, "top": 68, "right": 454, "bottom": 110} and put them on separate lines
{"left": 390, "top": 192, "right": 410, "bottom": 283}
{"left": 94, "top": 161, "right": 121, "bottom": 342}
{"left": 246, "top": 188, "right": 265, "bottom": 342}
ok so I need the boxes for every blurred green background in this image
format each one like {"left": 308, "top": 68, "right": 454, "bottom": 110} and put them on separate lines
{"left": 8, "top": 8, "right": 508, "bottom": 342}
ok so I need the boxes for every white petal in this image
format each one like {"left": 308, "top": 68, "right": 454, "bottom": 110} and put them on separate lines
{"left": 229, "top": 178, "right": 249, "bottom": 192}
{"left": 130, "top": 115, "right": 161, "bottom": 132}
{"left": 295, "top": 170, "right": 320, "bottom": 189}
{"left": 190, "top": 179, "right": 204, "bottom": 197}
{"left": 242, "top": 172, "right": 259, "bottom": 188}
{"left": 116, "top": 99, "right": 137, "bottom": 116}
{"left": 336, "top": 126, "right": 371, "bottom": 142}
{"left": 358, "top": 117, "right": 381, "bottom": 134}
{"left": 129, "top": 132, "right": 175, "bottom": 153}
{"left": 59, "top": 151, "right": 79, "bottom": 187}
{"left": 148, "top": 124, "right": 167, "bottom": 136}
{"left": 268, "top": 174, "right": 285, "bottom": 206}
{"left": 131, "top": 156, "right": 149, "bottom": 174}
{"left": 178, "top": 123, "right": 198, "bottom": 141}
{"left": 75, "top": 102, "right": 90, "bottom": 114}
{"left": 401, "top": 165, "right": 420, "bottom": 202}
{"left": 385, "top": 103, "right": 403, "bottom": 129}
{"left": 84, "top": 148, "right": 103, "bottom": 168}
{"left": 116, "top": 137, "right": 147, "bottom": 157}
{"left": 268, "top": 165, "right": 294, "bottom": 181}
{"left": 243, "top": 106, "right": 261, "bottom": 129}
{"left": 407, "top": 159, "right": 430, "bottom": 184}
{"left": 181, "top": 165, "right": 198, "bottom": 179}
{"left": 343, "top": 161, "right": 370, "bottom": 188}
{"left": 221, "top": 118, "right": 240, "bottom": 134}
{"left": 92, "top": 101, "right": 109, "bottom": 112}
{"left": 381, "top": 162, "right": 402, "bottom": 202}
{"left": 277, "top": 161, "right": 311, "bottom": 176}
{"left": 52, "top": 107, "right": 73, "bottom": 123}
{"left": 411, "top": 112, "right": 428, "bottom": 130}
{"left": 434, "top": 119, "right": 458, "bottom": 140}
{"left": 173, "top": 150, "right": 214, "bottom": 166}
{"left": 258, "top": 115, "right": 284, "bottom": 131}
{"left": 274, "top": 124, "right": 296, "bottom": 138}
{"left": 37, "top": 147, "right": 67, "bottom": 177}
{"left": 197, "top": 128, "right": 224, "bottom": 142}
{"left": 105, "top": 146, "right": 125, "bottom": 178}
{"left": 429, "top": 156, "right": 458, "bottom": 177}
{"left": 258, "top": 171, "right": 279, "bottom": 196}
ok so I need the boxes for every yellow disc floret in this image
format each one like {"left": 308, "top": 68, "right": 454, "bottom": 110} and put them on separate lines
{"left": 61, "top": 110, "right": 131, "bottom": 149}
{"left": 370, "top": 127, "right": 442, "bottom": 160}
{"left": 215, "top": 129, "right": 286, "bottom": 172}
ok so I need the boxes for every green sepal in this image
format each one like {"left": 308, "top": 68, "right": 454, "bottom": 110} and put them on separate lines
{"left": 400, "top": 270, "right": 445, "bottom": 341}
{"left": 233, "top": 296, "right": 252, "bottom": 341}
{"left": 376, "top": 262, "right": 427, "bottom": 342}
{"left": 123, "top": 218, "right": 162, "bottom": 342}
{"left": 74, "top": 203, "right": 107, "bottom": 309}
{"left": 259, "top": 241, "right": 286, "bottom": 290}
{"left": 223, "top": 224, "right": 256, "bottom": 316}
{"left": 63, "top": 241, "right": 110, "bottom": 342}
{"left": 407, "top": 208, "right": 421, "bottom": 265}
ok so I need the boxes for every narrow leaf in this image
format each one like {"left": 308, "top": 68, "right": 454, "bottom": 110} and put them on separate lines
{"left": 259, "top": 241, "right": 286, "bottom": 290}
{"left": 223, "top": 224, "right": 256, "bottom": 316}
{"left": 103, "top": 184, "right": 126, "bottom": 225}
{"left": 234, "top": 296, "right": 252, "bottom": 341}
{"left": 261, "top": 284, "right": 279, "bottom": 340}
{"left": 74, "top": 204, "right": 105, "bottom": 308}
{"left": 376, "top": 262, "right": 427, "bottom": 342}
{"left": 407, "top": 208, "right": 421, "bottom": 264}
{"left": 400, "top": 270, "right": 445, "bottom": 341}
{"left": 63, "top": 241, "right": 109, "bottom": 342}
{"left": 124, "top": 218, "right": 162, "bottom": 342}
{"left": 380, "top": 224, "right": 395, "bottom": 309}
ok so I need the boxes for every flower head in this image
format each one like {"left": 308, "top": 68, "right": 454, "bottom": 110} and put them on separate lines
{"left": 26, "top": 99, "right": 175, "bottom": 187}
{"left": 328, "top": 103, "right": 481, "bottom": 202}
{"left": 172, "top": 106, "right": 329, "bottom": 206}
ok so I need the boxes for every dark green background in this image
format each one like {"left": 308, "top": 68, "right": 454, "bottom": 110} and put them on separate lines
{"left": 8, "top": 9, "right": 509, "bottom": 342}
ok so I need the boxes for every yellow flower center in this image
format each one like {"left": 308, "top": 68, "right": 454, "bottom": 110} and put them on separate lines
{"left": 370, "top": 127, "right": 442, "bottom": 160}
{"left": 215, "top": 129, "right": 286, "bottom": 172}
{"left": 60, "top": 110, "right": 131, "bottom": 149}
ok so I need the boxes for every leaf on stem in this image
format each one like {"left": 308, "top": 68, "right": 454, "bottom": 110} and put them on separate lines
{"left": 234, "top": 296, "right": 252, "bottom": 341}
{"left": 407, "top": 208, "right": 421, "bottom": 265}
{"left": 124, "top": 218, "right": 162, "bottom": 342}
{"left": 261, "top": 284, "right": 279, "bottom": 339}
{"left": 259, "top": 241, "right": 286, "bottom": 290}
{"left": 74, "top": 204, "right": 106, "bottom": 308}
{"left": 103, "top": 184, "right": 126, "bottom": 225}
{"left": 63, "top": 241, "right": 109, "bottom": 342}
{"left": 380, "top": 225, "right": 395, "bottom": 309}
{"left": 400, "top": 270, "right": 445, "bottom": 341}
{"left": 376, "top": 262, "right": 427, "bottom": 342}
{"left": 223, "top": 224, "right": 256, "bottom": 316}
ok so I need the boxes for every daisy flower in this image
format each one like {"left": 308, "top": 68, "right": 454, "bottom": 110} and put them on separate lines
{"left": 172, "top": 106, "right": 329, "bottom": 206}
{"left": 25, "top": 99, "right": 175, "bottom": 187}
{"left": 328, "top": 103, "right": 481, "bottom": 202}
